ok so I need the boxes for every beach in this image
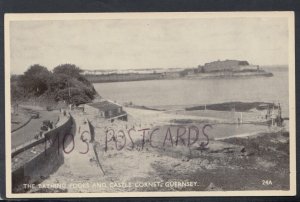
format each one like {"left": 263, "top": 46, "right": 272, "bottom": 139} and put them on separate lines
{"left": 28, "top": 104, "right": 290, "bottom": 192}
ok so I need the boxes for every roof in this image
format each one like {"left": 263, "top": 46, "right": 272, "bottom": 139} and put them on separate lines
{"left": 87, "top": 101, "right": 121, "bottom": 111}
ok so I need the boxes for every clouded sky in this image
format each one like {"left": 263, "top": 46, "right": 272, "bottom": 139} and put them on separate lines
{"left": 9, "top": 16, "right": 289, "bottom": 74}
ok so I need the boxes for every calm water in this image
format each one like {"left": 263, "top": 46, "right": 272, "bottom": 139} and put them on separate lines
{"left": 94, "top": 69, "right": 289, "bottom": 116}
{"left": 155, "top": 123, "right": 269, "bottom": 142}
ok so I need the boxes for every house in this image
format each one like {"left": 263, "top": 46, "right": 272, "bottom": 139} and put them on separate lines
{"left": 82, "top": 100, "right": 127, "bottom": 121}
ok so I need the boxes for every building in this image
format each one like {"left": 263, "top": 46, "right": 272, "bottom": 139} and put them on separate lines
{"left": 199, "top": 60, "right": 259, "bottom": 73}
{"left": 82, "top": 101, "right": 127, "bottom": 121}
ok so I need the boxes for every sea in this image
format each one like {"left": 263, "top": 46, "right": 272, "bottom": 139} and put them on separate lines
{"left": 94, "top": 67, "right": 290, "bottom": 117}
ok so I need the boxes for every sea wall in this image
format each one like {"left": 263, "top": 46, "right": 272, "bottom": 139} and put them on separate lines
{"left": 85, "top": 73, "right": 164, "bottom": 83}
{"left": 12, "top": 115, "right": 75, "bottom": 193}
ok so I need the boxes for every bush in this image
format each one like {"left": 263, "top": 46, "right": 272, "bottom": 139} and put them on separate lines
{"left": 11, "top": 64, "right": 97, "bottom": 106}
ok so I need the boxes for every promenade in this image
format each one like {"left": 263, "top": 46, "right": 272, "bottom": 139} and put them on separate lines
{"left": 12, "top": 108, "right": 59, "bottom": 149}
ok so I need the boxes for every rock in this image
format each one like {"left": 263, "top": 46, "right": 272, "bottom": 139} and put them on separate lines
{"left": 195, "top": 142, "right": 209, "bottom": 151}
{"left": 182, "top": 157, "right": 190, "bottom": 162}
{"left": 200, "top": 159, "right": 209, "bottom": 167}
{"left": 213, "top": 159, "right": 220, "bottom": 164}
{"left": 193, "top": 159, "right": 203, "bottom": 165}
{"left": 206, "top": 164, "right": 216, "bottom": 170}
{"left": 205, "top": 182, "right": 223, "bottom": 191}
{"left": 223, "top": 148, "right": 234, "bottom": 153}
{"left": 241, "top": 151, "right": 255, "bottom": 157}
{"left": 241, "top": 147, "right": 246, "bottom": 153}
{"left": 172, "top": 163, "right": 181, "bottom": 167}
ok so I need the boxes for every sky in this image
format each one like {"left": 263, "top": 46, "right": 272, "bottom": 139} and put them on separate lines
{"left": 9, "top": 17, "right": 289, "bottom": 74}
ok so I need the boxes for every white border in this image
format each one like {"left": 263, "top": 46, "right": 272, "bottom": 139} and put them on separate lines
{"left": 5, "top": 12, "right": 296, "bottom": 198}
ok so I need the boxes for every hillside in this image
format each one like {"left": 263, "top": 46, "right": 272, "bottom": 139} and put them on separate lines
{"left": 11, "top": 64, "right": 98, "bottom": 106}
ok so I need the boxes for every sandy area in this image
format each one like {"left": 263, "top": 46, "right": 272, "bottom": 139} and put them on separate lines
{"left": 30, "top": 107, "right": 290, "bottom": 193}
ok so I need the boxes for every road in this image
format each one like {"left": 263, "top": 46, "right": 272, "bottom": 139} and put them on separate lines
{"left": 11, "top": 109, "right": 60, "bottom": 148}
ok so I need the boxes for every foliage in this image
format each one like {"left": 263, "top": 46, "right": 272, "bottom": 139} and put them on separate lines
{"left": 11, "top": 81, "right": 24, "bottom": 102}
{"left": 53, "top": 64, "right": 83, "bottom": 78}
{"left": 11, "top": 64, "right": 97, "bottom": 105}
{"left": 19, "top": 64, "right": 51, "bottom": 96}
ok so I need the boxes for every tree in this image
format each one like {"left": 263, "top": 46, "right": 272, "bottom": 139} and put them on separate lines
{"left": 11, "top": 82, "right": 24, "bottom": 102}
{"left": 55, "top": 87, "right": 92, "bottom": 105}
{"left": 201, "top": 66, "right": 205, "bottom": 73}
{"left": 53, "top": 64, "right": 83, "bottom": 78}
{"left": 23, "top": 64, "right": 49, "bottom": 77}
{"left": 19, "top": 64, "right": 51, "bottom": 95}
{"left": 11, "top": 63, "right": 97, "bottom": 105}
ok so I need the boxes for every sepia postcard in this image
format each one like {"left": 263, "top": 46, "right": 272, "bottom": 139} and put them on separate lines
{"left": 5, "top": 12, "right": 296, "bottom": 198}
